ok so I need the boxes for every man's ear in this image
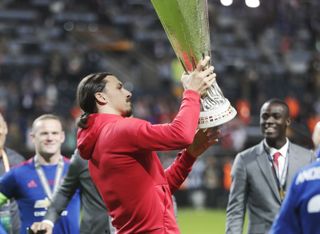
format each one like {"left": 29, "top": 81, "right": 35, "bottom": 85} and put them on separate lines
{"left": 286, "top": 118, "right": 291, "bottom": 127}
{"left": 94, "top": 92, "right": 108, "bottom": 105}
{"left": 60, "top": 131, "right": 65, "bottom": 144}
{"left": 30, "top": 132, "right": 35, "bottom": 145}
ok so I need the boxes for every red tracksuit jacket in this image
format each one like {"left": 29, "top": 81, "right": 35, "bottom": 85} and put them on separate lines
{"left": 77, "top": 90, "right": 200, "bottom": 234}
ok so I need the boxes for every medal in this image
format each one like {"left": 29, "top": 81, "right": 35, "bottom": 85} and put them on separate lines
{"left": 34, "top": 197, "right": 51, "bottom": 209}
{"left": 279, "top": 188, "right": 286, "bottom": 201}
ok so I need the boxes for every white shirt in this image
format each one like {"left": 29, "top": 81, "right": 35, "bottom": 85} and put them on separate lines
{"left": 265, "top": 139, "right": 289, "bottom": 181}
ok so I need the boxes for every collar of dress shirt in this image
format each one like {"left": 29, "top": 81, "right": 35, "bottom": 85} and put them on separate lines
{"left": 264, "top": 138, "right": 289, "bottom": 159}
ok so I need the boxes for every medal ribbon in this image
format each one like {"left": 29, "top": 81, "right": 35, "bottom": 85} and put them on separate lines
{"left": 1, "top": 150, "right": 10, "bottom": 173}
{"left": 269, "top": 152, "right": 289, "bottom": 201}
{"left": 34, "top": 155, "right": 64, "bottom": 201}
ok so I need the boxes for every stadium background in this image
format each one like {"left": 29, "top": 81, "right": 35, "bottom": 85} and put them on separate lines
{"left": 0, "top": 0, "right": 319, "bottom": 232}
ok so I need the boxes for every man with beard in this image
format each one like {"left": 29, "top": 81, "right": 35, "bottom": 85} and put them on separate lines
{"left": 76, "top": 56, "right": 220, "bottom": 234}
{"left": 225, "top": 99, "right": 315, "bottom": 234}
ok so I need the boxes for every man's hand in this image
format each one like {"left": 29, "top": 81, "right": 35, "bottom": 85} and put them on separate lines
{"left": 30, "top": 221, "right": 53, "bottom": 234}
{"left": 186, "top": 128, "right": 220, "bottom": 158}
{"left": 181, "top": 56, "right": 216, "bottom": 96}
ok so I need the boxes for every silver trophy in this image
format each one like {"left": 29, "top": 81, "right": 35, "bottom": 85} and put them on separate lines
{"left": 151, "top": 0, "right": 237, "bottom": 128}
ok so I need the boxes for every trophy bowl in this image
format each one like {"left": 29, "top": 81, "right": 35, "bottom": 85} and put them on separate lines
{"left": 151, "top": 0, "right": 237, "bottom": 129}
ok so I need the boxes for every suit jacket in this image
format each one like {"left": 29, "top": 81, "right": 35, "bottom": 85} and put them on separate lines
{"left": 44, "top": 150, "right": 110, "bottom": 234}
{"left": 225, "top": 141, "right": 315, "bottom": 234}
{"left": 0, "top": 148, "right": 24, "bottom": 234}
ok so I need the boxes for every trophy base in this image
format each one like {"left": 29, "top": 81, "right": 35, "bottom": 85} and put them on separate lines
{"left": 198, "top": 100, "right": 237, "bottom": 129}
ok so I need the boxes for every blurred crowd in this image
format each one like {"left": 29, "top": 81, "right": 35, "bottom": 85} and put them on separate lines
{"left": 0, "top": 0, "right": 320, "bottom": 206}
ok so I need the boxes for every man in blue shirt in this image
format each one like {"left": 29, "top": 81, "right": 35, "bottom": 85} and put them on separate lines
{"left": 31, "top": 150, "right": 111, "bottom": 234}
{"left": 0, "top": 114, "right": 80, "bottom": 234}
{"left": 271, "top": 160, "right": 320, "bottom": 234}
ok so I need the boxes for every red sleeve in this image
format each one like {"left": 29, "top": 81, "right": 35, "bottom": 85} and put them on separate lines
{"left": 165, "top": 150, "right": 196, "bottom": 194}
{"left": 127, "top": 90, "right": 200, "bottom": 151}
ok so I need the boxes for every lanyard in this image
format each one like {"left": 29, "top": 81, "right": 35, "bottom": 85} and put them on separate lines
{"left": 34, "top": 155, "right": 64, "bottom": 201}
{"left": 268, "top": 153, "right": 289, "bottom": 201}
{"left": 1, "top": 150, "right": 10, "bottom": 173}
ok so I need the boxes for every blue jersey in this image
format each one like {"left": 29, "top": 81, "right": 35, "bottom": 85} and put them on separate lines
{"left": 271, "top": 161, "right": 320, "bottom": 234}
{"left": 0, "top": 157, "right": 80, "bottom": 234}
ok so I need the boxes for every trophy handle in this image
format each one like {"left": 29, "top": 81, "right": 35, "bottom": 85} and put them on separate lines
{"left": 199, "top": 81, "right": 237, "bottom": 128}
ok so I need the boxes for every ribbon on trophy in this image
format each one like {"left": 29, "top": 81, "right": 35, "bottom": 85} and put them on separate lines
{"left": 151, "top": 0, "right": 237, "bottom": 128}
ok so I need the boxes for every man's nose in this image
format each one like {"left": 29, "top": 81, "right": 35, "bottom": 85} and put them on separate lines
{"left": 127, "top": 90, "right": 132, "bottom": 98}
{"left": 265, "top": 116, "right": 275, "bottom": 123}
{"left": 46, "top": 133, "right": 54, "bottom": 140}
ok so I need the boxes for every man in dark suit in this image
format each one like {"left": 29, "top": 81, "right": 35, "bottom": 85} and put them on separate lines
{"left": 30, "top": 150, "right": 111, "bottom": 234}
{"left": 225, "top": 99, "right": 315, "bottom": 234}
{"left": 0, "top": 114, "right": 25, "bottom": 234}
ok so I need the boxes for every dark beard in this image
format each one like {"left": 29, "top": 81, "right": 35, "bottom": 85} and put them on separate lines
{"left": 124, "top": 109, "right": 133, "bottom": 117}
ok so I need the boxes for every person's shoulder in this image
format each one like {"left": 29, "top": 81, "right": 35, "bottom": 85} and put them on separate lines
{"left": 71, "top": 151, "right": 87, "bottom": 168}
{"left": 289, "top": 142, "right": 314, "bottom": 156}
{"left": 5, "top": 147, "right": 24, "bottom": 161}
{"left": 9, "top": 158, "right": 33, "bottom": 173}
{"left": 232, "top": 143, "right": 262, "bottom": 168}
{"left": 289, "top": 142, "right": 311, "bottom": 151}
{"left": 72, "top": 150, "right": 84, "bottom": 162}
{"left": 237, "top": 142, "right": 262, "bottom": 158}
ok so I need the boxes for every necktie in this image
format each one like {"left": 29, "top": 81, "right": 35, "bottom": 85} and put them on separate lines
{"left": 273, "top": 152, "right": 286, "bottom": 200}
{"left": 273, "top": 152, "right": 282, "bottom": 174}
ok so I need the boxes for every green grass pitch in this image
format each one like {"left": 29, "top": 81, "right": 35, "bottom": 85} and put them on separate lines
{"left": 177, "top": 208, "right": 226, "bottom": 234}
{"left": 177, "top": 208, "right": 248, "bottom": 234}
